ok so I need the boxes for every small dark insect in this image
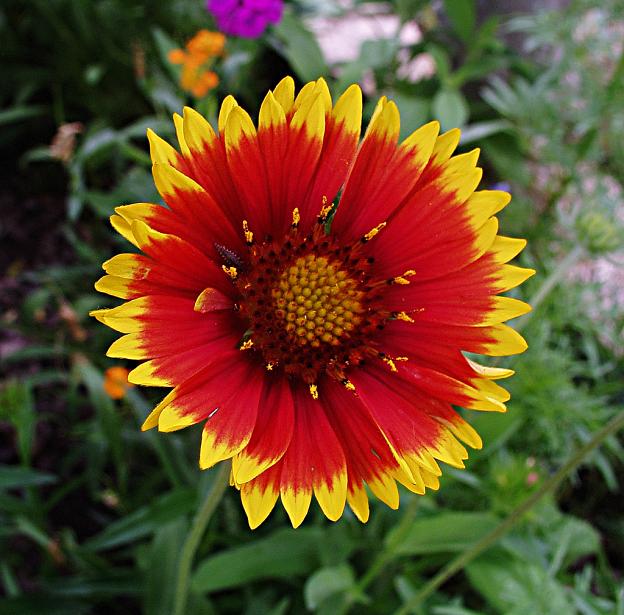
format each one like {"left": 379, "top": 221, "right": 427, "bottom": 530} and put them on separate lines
{"left": 215, "top": 243, "right": 245, "bottom": 271}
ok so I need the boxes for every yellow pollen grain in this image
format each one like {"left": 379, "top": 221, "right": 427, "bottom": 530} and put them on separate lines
{"left": 318, "top": 196, "right": 332, "bottom": 221}
{"left": 243, "top": 220, "right": 253, "bottom": 244}
{"left": 363, "top": 221, "right": 387, "bottom": 242}
{"left": 292, "top": 208, "right": 300, "bottom": 227}
{"left": 393, "top": 269, "right": 416, "bottom": 285}
{"left": 343, "top": 379, "right": 356, "bottom": 391}
{"left": 309, "top": 383, "right": 319, "bottom": 399}
{"left": 382, "top": 357, "right": 398, "bottom": 372}
{"left": 239, "top": 339, "right": 253, "bottom": 350}
{"left": 222, "top": 265, "right": 238, "bottom": 279}
{"left": 395, "top": 311, "right": 414, "bottom": 323}
{"left": 272, "top": 253, "right": 364, "bottom": 348}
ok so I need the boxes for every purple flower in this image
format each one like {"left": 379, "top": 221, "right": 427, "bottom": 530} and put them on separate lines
{"left": 207, "top": 0, "right": 284, "bottom": 39}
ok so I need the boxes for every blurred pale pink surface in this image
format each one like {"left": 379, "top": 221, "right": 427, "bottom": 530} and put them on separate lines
{"left": 305, "top": 4, "right": 421, "bottom": 65}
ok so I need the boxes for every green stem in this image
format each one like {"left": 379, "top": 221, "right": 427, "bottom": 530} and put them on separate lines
{"left": 172, "top": 462, "right": 230, "bottom": 615}
{"left": 394, "top": 409, "right": 624, "bottom": 615}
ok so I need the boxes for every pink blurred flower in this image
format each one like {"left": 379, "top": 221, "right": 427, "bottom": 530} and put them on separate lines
{"left": 397, "top": 51, "right": 436, "bottom": 83}
{"left": 526, "top": 472, "right": 539, "bottom": 486}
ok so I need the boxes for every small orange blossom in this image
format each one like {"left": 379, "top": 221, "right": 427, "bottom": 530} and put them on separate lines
{"left": 103, "top": 366, "right": 134, "bottom": 400}
{"left": 168, "top": 30, "right": 225, "bottom": 97}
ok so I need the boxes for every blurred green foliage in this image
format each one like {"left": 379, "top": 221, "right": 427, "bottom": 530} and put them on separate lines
{"left": 1, "top": 0, "right": 623, "bottom": 613}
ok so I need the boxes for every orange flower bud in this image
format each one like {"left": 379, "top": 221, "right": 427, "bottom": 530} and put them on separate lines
{"left": 103, "top": 366, "right": 134, "bottom": 400}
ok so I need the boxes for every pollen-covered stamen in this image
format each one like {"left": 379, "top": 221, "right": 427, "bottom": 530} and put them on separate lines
{"left": 318, "top": 196, "right": 333, "bottom": 223}
{"left": 342, "top": 379, "right": 356, "bottom": 391}
{"left": 377, "top": 352, "right": 408, "bottom": 372}
{"left": 222, "top": 265, "right": 238, "bottom": 279}
{"left": 369, "top": 268, "right": 418, "bottom": 289}
{"left": 361, "top": 221, "right": 387, "bottom": 243}
{"left": 309, "top": 383, "right": 319, "bottom": 399}
{"left": 243, "top": 220, "right": 253, "bottom": 245}
{"left": 380, "top": 354, "right": 398, "bottom": 372}
{"left": 393, "top": 311, "right": 415, "bottom": 323}
{"left": 291, "top": 208, "right": 300, "bottom": 229}
{"left": 392, "top": 269, "right": 416, "bottom": 285}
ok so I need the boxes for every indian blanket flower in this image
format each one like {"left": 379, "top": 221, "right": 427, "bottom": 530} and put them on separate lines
{"left": 207, "top": 0, "right": 283, "bottom": 38}
{"left": 91, "top": 77, "right": 533, "bottom": 528}
{"left": 168, "top": 30, "right": 225, "bottom": 97}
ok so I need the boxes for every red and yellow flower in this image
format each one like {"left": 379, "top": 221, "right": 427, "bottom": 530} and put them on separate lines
{"left": 91, "top": 77, "right": 533, "bottom": 528}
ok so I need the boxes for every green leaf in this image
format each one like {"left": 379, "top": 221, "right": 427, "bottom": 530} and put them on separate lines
{"left": 426, "top": 44, "right": 451, "bottom": 85}
{"left": 1, "top": 345, "right": 65, "bottom": 363}
{"left": 271, "top": 10, "right": 328, "bottom": 82}
{"left": 453, "top": 55, "right": 509, "bottom": 87}
{"left": 391, "top": 93, "right": 430, "bottom": 139}
{"left": 0, "top": 466, "right": 57, "bottom": 490}
{"left": 304, "top": 564, "right": 355, "bottom": 611}
{"left": 459, "top": 120, "right": 511, "bottom": 145}
{"left": 359, "top": 39, "right": 399, "bottom": 70}
{"left": 334, "top": 62, "right": 368, "bottom": 99}
{"left": 394, "top": 575, "right": 417, "bottom": 608}
{"left": 395, "top": 0, "right": 430, "bottom": 23}
{"left": 0, "top": 595, "right": 89, "bottom": 615}
{"left": 481, "top": 134, "right": 531, "bottom": 187}
{"left": 152, "top": 27, "right": 182, "bottom": 83}
{"left": 75, "top": 128, "right": 118, "bottom": 162}
{"left": 44, "top": 575, "right": 140, "bottom": 598}
{"left": 388, "top": 511, "right": 498, "bottom": 555}
{"left": 0, "top": 380, "right": 36, "bottom": 465}
{"left": 0, "top": 105, "right": 46, "bottom": 126}
{"left": 548, "top": 516, "right": 601, "bottom": 571}
{"left": 468, "top": 410, "right": 523, "bottom": 457}
{"left": 86, "top": 166, "right": 161, "bottom": 218}
{"left": 443, "top": 0, "right": 476, "bottom": 43}
{"left": 466, "top": 554, "right": 574, "bottom": 614}
{"left": 192, "top": 527, "right": 325, "bottom": 593}
{"left": 432, "top": 88, "right": 469, "bottom": 130}
{"left": 73, "top": 360, "right": 125, "bottom": 486}
{"left": 144, "top": 519, "right": 188, "bottom": 615}
{"left": 67, "top": 194, "right": 83, "bottom": 221}
{"left": 432, "top": 606, "right": 484, "bottom": 615}
{"left": 83, "top": 488, "right": 196, "bottom": 551}
{"left": 0, "top": 562, "right": 19, "bottom": 598}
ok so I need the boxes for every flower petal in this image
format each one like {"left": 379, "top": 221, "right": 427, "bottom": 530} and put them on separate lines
{"left": 146, "top": 353, "right": 262, "bottom": 467}
{"left": 240, "top": 463, "right": 281, "bottom": 529}
{"left": 279, "top": 386, "right": 347, "bottom": 527}
{"left": 232, "top": 374, "right": 294, "bottom": 483}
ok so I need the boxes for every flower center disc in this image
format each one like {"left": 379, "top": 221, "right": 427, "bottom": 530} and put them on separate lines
{"left": 272, "top": 253, "right": 364, "bottom": 348}
{"left": 235, "top": 231, "right": 383, "bottom": 385}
